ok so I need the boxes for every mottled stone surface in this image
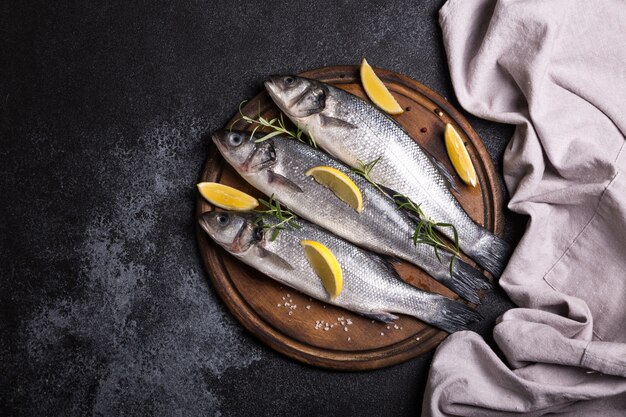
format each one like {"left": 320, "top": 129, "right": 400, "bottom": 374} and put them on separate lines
{"left": 1, "top": 1, "right": 524, "bottom": 415}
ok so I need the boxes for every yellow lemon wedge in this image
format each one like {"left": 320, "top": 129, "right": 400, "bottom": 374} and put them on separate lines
{"left": 300, "top": 240, "right": 343, "bottom": 299}
{"left": 305, "top": 166, "right": 363, "bottom": 213}
{"left": 444, "top": 124, "right": 478, "bottom": 187}
{"left": 360, "top": 58, "right": 404, "bottom": 115}
{"left": 197, "top": 182, "right": 259, "bottom": 210}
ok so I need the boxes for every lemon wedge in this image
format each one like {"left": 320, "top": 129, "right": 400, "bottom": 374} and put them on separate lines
{"left": 197, "top": 182, "right": 259, "bottom": 210}
{"left": 444, "top": 124, "right": 477, "bottom": 187}
{"left": 360, "top": 58, "right": 404, "bottom": 115}
{"left": 300, "top": 240, "right": 343, "bottom": 299}
{"left": 305, "top": 166, "right": 363, "bottom": 213}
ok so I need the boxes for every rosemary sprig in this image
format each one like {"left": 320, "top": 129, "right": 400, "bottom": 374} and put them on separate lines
{"left": 254, "top": 194, "right": 300, "bottom": 241}
{"left": 351, "top": 157, "right": 384, "bottom": 194}
{"left": 351, "top": 157, "right": 461, "bottom": 274}
{"left": 231, "top": 100, "right": 316, "bottom": 148}
{"left": 394, "top": 195, "right": 460, "bottom": 275}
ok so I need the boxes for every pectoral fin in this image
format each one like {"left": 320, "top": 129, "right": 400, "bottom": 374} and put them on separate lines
{"left": 255, "top": 245, "right": 294, "bottom": 271}
{"left": 268, "top": 171, "right": 303, "bottom": 193}
{"left": 320, "top": 114, "right": 357, "bottom": 129}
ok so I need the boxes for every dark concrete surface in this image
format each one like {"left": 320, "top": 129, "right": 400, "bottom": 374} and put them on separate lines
{"left": 1, "top": 1, "right": 525, "bottom": 416}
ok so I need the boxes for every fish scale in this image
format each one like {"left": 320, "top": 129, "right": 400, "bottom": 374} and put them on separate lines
{"left": 199, "top": 211, "right": 482, "bottom": 333}
{"left": 212, "top": 131, "right": 491, "bottom": 304}
{"left": 263, "top": 215, "right": 438, "bottom": 315}
{"left": 320, "top": 87, "right": 481, "bottom": 247}
{"left": 265, "top": 75, "right": 511, "bottom": 277}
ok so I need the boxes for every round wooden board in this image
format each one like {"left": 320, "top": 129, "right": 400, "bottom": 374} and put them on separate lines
{"left": 196, "top": 65, "right": 504, "bottom": 371}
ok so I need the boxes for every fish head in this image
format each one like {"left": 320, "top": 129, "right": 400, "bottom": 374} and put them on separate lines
{"left": 212, "top": 130, "right": 277, "bottom": 174}
{"left": 198, "top": 211, "right": 262, "bottom": 253}
{"left": 265, "top": 75, "right": 327, "bottom": 119}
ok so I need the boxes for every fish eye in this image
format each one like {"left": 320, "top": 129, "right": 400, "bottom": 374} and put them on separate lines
{"left": 216, "top": 213, "right": 229, "bottom": 225}
{"left": 285, "top": 76, "right": 295, "bottom": 85}
{"left": 229, "top": 133, "right": 243, "bottom": 147}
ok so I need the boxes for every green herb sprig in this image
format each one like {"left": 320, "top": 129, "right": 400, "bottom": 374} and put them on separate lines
{"left": 231, "top": 100, "right": 316, "bottom": 147}
{"left": 351, "top": 157, "right": 384, "bottom": 194}
{"left": 352, "top": 157, "right": 460, "bottom": 274}
{"left": 394, "top": 195, "right": 460, "bottom": 275}
{"left": 254, "top": 194, "right": 300, "bottom": 241}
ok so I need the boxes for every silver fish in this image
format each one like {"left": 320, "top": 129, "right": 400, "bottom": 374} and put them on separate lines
{"left": 212, "top": 130, "right": 491, "bottom": 304}
{"left": 198, "top": 211, "right": 481, "bottom": 332}
{"left": 265, "top": 75, "right": 511, "bottom": 277}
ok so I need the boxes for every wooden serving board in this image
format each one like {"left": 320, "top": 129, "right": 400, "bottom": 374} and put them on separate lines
{"left": 196, "top": 65, "right": 504, "bottom": 370}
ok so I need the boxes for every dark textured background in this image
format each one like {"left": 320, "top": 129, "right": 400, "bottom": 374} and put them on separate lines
{"left": 1, "top": 1, "right": 525, "bottom": 416}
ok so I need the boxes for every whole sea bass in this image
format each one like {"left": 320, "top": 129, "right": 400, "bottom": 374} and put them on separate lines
{"left": 198, "top": 211, "right": 481, "bottom": 333}
{"left": 265, "top": 76, "right": 511, "bottom": 277}
{"left": 212, "top": 130, "right": 490, "bottom": 304}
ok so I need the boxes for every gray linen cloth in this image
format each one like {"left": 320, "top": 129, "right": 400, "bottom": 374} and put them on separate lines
{"left": 422, "top": 0, "right": 626, "bottom": 415}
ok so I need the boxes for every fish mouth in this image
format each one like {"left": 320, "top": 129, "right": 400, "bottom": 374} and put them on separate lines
{"left": 197, "top": 212, "right": 215, "bottom": 239}
{"left": 264, "top": 80, "right": 277, "bottom": 100}
{"left": 264, "top": 75, "right": 280, "bottom": 92}
{"left": 264, "top": 77, "right": 285, "bottom": 111}
{"left": 211, "top": 132, "right": 227, "bottom": 153}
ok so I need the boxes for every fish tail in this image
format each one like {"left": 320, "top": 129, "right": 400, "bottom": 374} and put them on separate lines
{"left": 426, "top": 251, "right": 491, "bottom": 304}
{"left": 469, "top": 232, "right": 512, "bottom": 278}
{"left": 444, "top": 258, "right": 492, "bottom": 304}
{"left": 428, "top": 297, "right": 482, "bottom": 333}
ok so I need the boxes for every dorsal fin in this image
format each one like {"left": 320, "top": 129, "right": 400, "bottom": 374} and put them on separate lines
{"left": 370, "top": 254, "right": 403, "bottom": 281}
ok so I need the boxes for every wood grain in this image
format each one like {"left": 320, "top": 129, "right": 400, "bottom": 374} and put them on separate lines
{"left": 195, "top": 65, "right": 504, "bottom": 370}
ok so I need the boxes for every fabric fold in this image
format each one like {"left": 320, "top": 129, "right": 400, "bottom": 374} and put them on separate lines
{"left": 423, "top": 0, "right": 626, "bottom": 415}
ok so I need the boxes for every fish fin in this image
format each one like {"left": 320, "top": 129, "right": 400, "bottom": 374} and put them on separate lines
{"left": 432, "top": 255, "right": 492, "bottom": 304}
{"left": 425, "top": 297, "right": 482, "bottom": 333}
{"left": 423, "top": 149, "right": 459, "bottom": 194}
{"left": 255, "top": 246, "right": 294, "bottom": 271}
{"left": 320, "top": 114, "right": 357, "bottom": 129}
{"left": 268, "top": 170, "right": 303, "bottom": 193}
{"left": 402, "top": 206, "right": 422, "bottom": 224}
{"left": 382, "top": 255, "right": 402, "bottom": 265}
{"left": 370, "top": 255, "right": 402, "bottom": 278}
{"left": 467, "top": 232, "right": 512, "bottom": 278}
{"left": 359, "top": 310, "right": 399, "bottom": 323}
